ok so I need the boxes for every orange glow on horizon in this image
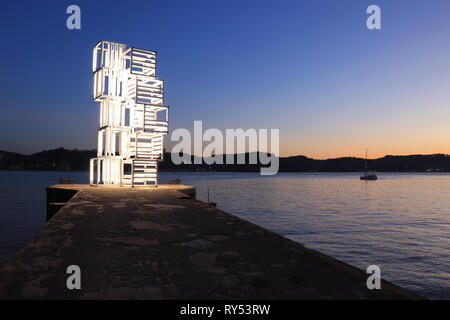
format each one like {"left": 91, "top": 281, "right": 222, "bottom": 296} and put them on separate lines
{"left": 279, "top": 143, "right": 450, "bottom": 160}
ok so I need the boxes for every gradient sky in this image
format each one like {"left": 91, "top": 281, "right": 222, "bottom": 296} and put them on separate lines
{"left": 0, "top": 0, "right": 449, "bottom": 159}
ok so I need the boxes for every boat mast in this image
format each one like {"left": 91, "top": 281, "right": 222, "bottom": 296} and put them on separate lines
{"left": 365, "top": 148, "right": 368, "bottom": 173}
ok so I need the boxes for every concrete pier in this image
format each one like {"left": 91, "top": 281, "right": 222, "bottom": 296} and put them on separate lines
{"left": 0, "top": 184, "right": 422, "bottom": 299}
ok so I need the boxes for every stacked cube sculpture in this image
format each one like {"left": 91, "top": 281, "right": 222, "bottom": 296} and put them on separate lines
{"left": 89, "top": 41, "right": 168, "bottom": 186}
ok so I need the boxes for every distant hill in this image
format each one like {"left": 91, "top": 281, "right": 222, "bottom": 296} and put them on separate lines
{"left": 1, "top": 148, "right": 450, "bottom": 172}
{"left": 279, "top": 154, "right": 450, "bottom": 172}
{"left": 0, "top": 148, "right": 96, "bottom": 171}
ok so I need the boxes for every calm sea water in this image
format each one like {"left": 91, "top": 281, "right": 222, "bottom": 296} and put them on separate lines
{"left": 0, "top": 171, "right": 449, "bottom": 299}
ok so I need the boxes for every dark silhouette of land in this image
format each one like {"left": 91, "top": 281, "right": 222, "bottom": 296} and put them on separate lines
{"left": 1, "top": 147, "right": 450, "bottom": 172}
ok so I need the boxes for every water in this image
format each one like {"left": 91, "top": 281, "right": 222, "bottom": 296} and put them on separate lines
{"left": 0, "top": 171, "right": 449, "bottom": 299}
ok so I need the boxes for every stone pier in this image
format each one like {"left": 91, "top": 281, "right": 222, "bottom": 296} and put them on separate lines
{"left": 0, "top": 184, "right": 422, "bottom": 299}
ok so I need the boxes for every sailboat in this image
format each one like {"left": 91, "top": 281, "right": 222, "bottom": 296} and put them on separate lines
{"left": 360, "top": 149, "right": 377, "bottom": 180}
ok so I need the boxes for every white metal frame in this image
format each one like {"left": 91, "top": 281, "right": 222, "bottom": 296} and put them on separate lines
{"left": 90, "top": 41, "right": 168, "bottom": 187}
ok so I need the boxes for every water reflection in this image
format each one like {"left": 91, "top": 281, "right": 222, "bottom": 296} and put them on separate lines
{"left": 0, "top": 171, "right": 449, "bottom": 299}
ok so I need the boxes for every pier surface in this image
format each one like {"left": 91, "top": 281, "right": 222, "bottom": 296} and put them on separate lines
{"left": 0, "top": 184, "right": 421, "bottom": 299}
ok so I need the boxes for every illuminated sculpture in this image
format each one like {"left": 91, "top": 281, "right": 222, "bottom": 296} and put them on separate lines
{"left": 89, "top": 41, "right": 168, "bottom": 186}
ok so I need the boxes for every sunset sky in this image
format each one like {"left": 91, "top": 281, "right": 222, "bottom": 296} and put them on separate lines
{"left": 0, "top": 0, "right": 449, "bottom": 159}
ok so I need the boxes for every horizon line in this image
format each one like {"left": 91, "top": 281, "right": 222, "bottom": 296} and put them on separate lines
{"left": 1, "top": 147, "right": 450, "bottom": 161}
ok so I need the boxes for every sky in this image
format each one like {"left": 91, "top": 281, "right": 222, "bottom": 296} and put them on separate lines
{"left": 0, "top": 0, "right": 449, "bottom": 159}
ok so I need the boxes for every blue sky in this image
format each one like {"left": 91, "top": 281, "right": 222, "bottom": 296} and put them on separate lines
{"left": 0, "top": 0, "right": 449, "bottom": 158}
